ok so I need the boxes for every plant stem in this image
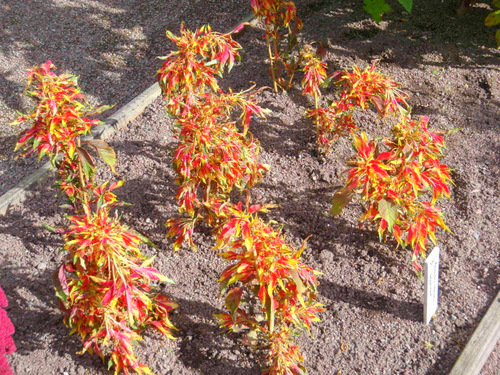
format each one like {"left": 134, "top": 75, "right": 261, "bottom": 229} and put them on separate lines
{"left": 272, "top": 34, "right": 281, "bottom": 90}
{"left": 266, "top": 36, "right": 278, "bottom": 93}
{"left": 76, "top": 138, "right": 89, "bottom": 208}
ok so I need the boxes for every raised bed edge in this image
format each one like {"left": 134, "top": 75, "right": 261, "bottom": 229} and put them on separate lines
{"left": 449, "top": 288, "right": 500, "bottom": 375}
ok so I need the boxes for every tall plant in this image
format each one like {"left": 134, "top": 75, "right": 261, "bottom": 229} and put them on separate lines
{"left": 157, "top": 26, "right": 269, "bottom": 250}
{"left": 158, "top": 26, "right": 323, "bottom": 373}
{"left": 13, "top": 61, "right": 177, "bottom": 375}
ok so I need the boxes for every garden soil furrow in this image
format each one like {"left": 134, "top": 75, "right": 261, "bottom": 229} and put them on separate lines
{"left": 1, "top": 0, "right": 499, "bottom": 374}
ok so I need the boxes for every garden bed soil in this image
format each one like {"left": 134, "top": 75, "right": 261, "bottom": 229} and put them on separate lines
{"left": 1, "top": 0, "right": 499, "bottom": 374}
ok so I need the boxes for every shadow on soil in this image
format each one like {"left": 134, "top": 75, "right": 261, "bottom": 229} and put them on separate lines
{"left": 298, "top": 0, "right": 498, "bottom": 69}
{"left": 319, "top": 277, "right": 422, "bottom": 322}
{"left": 171, "top": 297, "right": 260, "bottom": 375}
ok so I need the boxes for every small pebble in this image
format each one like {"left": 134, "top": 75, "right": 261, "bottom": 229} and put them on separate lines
{"left": 319, "top": 250, "right": 334, "bottom": 264}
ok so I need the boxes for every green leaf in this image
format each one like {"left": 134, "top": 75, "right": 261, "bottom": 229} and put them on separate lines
{"left": 446, "top": 127, "right": 462, "bottom": 135}
{"left": 290, "top": 269, "right": 307, "bottom": 294}
{"left": 86, "top": 104, "right": 114, "bottom": 117}
{"left": 378, "top": 199, "right": 398, "bottom": 231}
{"left": 485, "top": 10, "right": 500, "bottom": 27}
{"left": 134, "top": 230, "right": 158, "bottom": 248}
{"left": 363, "top": 0, "right": 392, "bottom": 23}
{"left": 225, "top": 287, "right": 243, "bottom": 317}
{"left": 76, "top": 146, "right": 95, "bottom": 178}
{"left": 398, "top": 0, "right": 413, "bottom": 13}
{"left": 330, "top": 188, "right": 354, "bottom": 216}
{"left": 157, "top": 274, "right": 176, "bottom": 284}
{"left": 85, "top": 139, "right": 117, "bottom": 174}
{"left": 320, "top": 76, "right": 333, "bottom": 88}
{"left": 204, "top": 59, "right": 219, "bottom": 67}
{"left": 41, "top": 222, "right": 57, "bottom": 232}
{"left": 266, "top": 297, "right": 275, "bottom": 333}
{"left": 496, "top": 29, "right": 500, "bottom": 48}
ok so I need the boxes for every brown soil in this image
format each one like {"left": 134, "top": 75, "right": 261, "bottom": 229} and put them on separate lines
{"left": 1, "top": 1, "right": 499, "bottom": 374}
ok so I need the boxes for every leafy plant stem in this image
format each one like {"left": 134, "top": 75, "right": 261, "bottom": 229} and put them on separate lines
{"left": 266, "top": 36, "right": 278, "bottom": 92}
{"left": 272, "top": 36, "right": 281, "bottom": 90}
{"left": 76, "top": 138, "right": 89, "bottom": 209}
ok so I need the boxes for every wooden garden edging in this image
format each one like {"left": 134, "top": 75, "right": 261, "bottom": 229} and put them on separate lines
{"left": 449, "top": 288, "right": 500, "bottom": 375}
{"left": 0, "top": 82, "right": 161, "bottom": 215}
{"left": 0, "top": 13, "right": 257, "bottom": 216}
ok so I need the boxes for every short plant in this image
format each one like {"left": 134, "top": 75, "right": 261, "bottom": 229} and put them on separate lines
{"left": 300, "top": 44, "right": 327, "bottom": 111}
{"left": 215, "top": 201, "right": 323, "bottom": 374}
{"left": 300, "top": 43, "right": 327, "bottom": 140}
{"left": 306, "top": 62, "right": 409, "bottom": 154}
{"left": 330, "top": 115, "right": 452, "bottom": 271}
{"left": 13, "top": 61, "right": 177, "bottom": 375}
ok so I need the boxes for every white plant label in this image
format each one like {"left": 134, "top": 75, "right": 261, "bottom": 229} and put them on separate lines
{"left": 424, "top": 246, "right": 440, "bottom": 324}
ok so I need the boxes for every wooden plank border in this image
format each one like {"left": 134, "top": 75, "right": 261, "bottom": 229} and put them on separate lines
{"left": 449, "top": 289, "right": 500, "bottom": 375}
{"left": 0, "top": 13, "right": 256, "bottom": 216}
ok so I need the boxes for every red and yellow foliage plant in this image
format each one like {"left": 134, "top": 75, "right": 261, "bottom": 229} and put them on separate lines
{"left": 331, "top": 117, "right": 452, "bottom": 271}
{"left": 12, "top": 61, "right": 115, "bottom": 210}
{"left": 58, "top": 182, "right": 177, "bottom": 375}
{"left": 157, "top": 26, "right": 323, "bottom": 373}
{"left": 157, "top": 26, "right": 269, "bottom": 250}
{"left": 251, "top": 0, "right": 303, "bottom": 91}
{"left": 214, "top": 201, "right": 323, "bottom": 374}
{"left": 13, "top": 61, "right": 177, "bottom": 375}
{"left": 306, "top": 62, "right": 409, "bottom": 154}
{"left": 157, "top": 25, "right": 243, "bottom": 117}
{"left": 301, "top": 61, "right": 452, "bottom": 270}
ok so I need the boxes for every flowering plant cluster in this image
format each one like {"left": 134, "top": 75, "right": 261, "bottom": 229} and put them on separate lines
{"left": 158, "top": 26, "right": 322, "bottom": 373}
{"left": 0, "top": 286, "right": 16, "bottom": 375}
{"left": 14, "top": 62, "right": 177, "bottom": 375}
